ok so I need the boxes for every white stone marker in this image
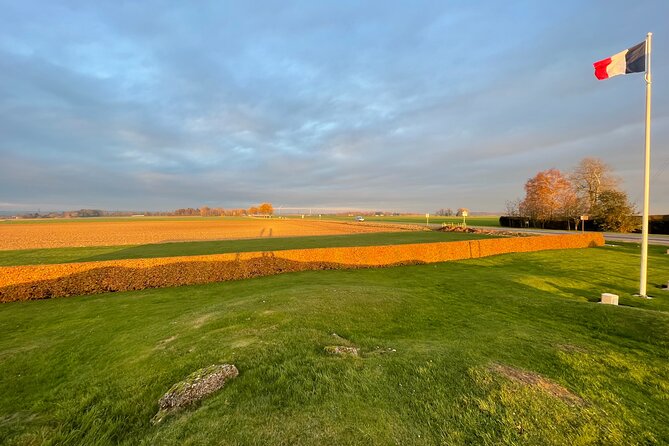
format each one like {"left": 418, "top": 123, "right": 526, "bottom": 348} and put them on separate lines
{"left": 600, "top": 293, "right": 619, "bottom": 305}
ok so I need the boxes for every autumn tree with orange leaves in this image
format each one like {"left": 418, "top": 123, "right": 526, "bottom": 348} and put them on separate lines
{"left": 506, "top": 158, "right": 634, "bottom": 231}
{"left": 519, "top": 168, "right": 580, "bottom": 228}
{"left": 258, "top": 203, "right": 274, "bottom": 215}
{"left": 247, "top": 203, "right": 273, "bottom": 216}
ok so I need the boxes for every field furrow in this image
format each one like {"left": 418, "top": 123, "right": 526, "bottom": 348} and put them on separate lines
{"left": 0, "top": 219, "right": 415, "bottom": 250}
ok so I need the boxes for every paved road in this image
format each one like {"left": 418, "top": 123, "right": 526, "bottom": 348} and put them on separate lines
{"left": 463, "top": 226, "right": 669, "bottom": 246}
{"left": 599, "top": 232, "right": 669, "bottom": 246}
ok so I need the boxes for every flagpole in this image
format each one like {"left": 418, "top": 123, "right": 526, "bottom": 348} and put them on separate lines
{"left": 639, "top": 32, "right": 652, "bottom": 298}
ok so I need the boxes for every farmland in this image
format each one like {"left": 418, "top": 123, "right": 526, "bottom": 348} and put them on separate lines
{"left": 0, "top": 218, "right": 667, "bottom": 445}
{"left": 0, "top": 218, "right": 416, "bottom": 250}
{"left": 0, "top": 230, "right": 498, "bottom": 267}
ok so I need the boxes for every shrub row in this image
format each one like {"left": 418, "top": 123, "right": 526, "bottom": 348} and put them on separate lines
{"left": 649, "top": 215, "right": 669, "bottom": 235}
{"left": 500, "top": 214, "right": 669, "bottom": 234}
{"left": 0, "top": 233, "right": 604, "bottom": 302}
{"left": 499, "top": 216, "right": 584, "bottom": 230}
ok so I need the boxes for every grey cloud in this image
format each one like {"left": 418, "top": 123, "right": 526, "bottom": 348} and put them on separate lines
{"left": 1, "top": 0, "right": 668, "bottom": 213}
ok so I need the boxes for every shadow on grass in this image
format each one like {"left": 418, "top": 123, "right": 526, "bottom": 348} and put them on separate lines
{"left": 0, "top": 256, "right": 424, "bottom": 302}
{"left": 75, "top": 233, "right": 498, "bottom": 264}
{"left": 76, "top": 238, "right": 307, "bottom": 263}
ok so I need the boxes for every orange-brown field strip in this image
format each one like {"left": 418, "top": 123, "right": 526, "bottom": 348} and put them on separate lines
{"left": 0, "top": 219, "right": 413, "bottom": 250}
{"left": 0, "top": 233, "right": 603, "bottom": 302}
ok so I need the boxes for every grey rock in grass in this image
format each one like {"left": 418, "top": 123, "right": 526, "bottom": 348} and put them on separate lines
{"left": 324, "top": 345, "right": 359, "bottom": 356}
{"left": 152, "top": 364, "right": 238, "bottom": 424}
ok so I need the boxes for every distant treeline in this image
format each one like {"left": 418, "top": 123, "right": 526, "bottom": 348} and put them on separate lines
{"left": 499, "top": 215, "right": 669, "bottom": 234}
{"left": 12, "top": 204, "right": 275, "bottom": 219}
{"left": 15, "top": 209, "right": 140, "bottom": 219}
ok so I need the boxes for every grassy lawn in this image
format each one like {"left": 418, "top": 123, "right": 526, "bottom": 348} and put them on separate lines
{"left": 1, "top": 243, "right": 668, "bottom": 445}
{"left": 0, "top": 231, "right": 498, "bottom": 266}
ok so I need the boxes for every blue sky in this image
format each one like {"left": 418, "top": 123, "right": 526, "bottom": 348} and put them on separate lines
{"left": 1, "top": 0, "right": 668, "bottom": 213}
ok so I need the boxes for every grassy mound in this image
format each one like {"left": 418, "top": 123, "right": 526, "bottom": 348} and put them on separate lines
{"left": 0, "top": 242, "right": 667, "bottom": 445}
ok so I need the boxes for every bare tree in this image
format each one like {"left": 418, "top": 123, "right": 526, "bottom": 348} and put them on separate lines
{"left": 561, "top": 191, "right": 587, "bottom": 230}
{"left": 505, "top": 199, "right": 522, "bottom": 217}
{"left": 570, "top": 158, "right": 620, "bottom": 213}
{"left": 435, "top": 208, "right": 453, "bottom": 216}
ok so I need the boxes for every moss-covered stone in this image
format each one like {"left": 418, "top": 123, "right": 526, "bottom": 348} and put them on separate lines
{"left": 324, "top": 345, "right": 359, "bottom": 357}
{"left": 152, "top": 364, "right": 238, "bottom": 424}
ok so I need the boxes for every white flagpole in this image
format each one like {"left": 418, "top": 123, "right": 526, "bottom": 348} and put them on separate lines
{"left": 639, "top": 32, "right": 652, "bottom": 297}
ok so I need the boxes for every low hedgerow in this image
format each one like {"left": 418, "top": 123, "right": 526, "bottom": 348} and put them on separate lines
{"left": 0, "top": 233, "right": 603, "bottom": 302}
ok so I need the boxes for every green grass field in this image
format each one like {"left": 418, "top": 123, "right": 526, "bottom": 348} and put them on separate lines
{"left": 0, "top": 231, "right": 498, "bottom": 266}
{"left": 0, "top": 215, "right": 501, "bottom": 227}
{"left": 319, "top": 214, "right": 501, "bottom": 227}
{"left": 1, "top": 239, "right": 667, "bottom": 445}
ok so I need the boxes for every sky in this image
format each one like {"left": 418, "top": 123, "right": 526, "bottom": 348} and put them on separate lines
{"left": 1, "top": 0, "right": 668, "bottom": 214}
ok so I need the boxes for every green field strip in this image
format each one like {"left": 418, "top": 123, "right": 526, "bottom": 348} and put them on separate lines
{"left": 0, "top": 231, "right": 498, "bottom": 266}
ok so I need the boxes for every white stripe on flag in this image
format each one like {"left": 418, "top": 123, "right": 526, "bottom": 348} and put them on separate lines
{"left": 607, "top": 48, "right": 628, "bottom": 77}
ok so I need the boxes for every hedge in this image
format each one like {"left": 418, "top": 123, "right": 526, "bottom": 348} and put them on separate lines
{"left": 0, "top": 233, "right": 604, "bottom": 302}
{"left": 500, "top": 214, "right": 669, "bottom": 234}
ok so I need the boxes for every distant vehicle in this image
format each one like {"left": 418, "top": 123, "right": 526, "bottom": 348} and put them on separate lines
{"left": 355, "top": 216, "right": 365, "bottom": 222}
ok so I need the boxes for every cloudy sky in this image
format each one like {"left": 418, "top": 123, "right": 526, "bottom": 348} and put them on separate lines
{"left": 1, "top": 1, "right": 668, "bottom": 213}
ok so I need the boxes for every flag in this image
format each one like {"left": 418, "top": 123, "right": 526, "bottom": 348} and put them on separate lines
{"left": 593, "top": 41, "right": 646, "bottom": 80}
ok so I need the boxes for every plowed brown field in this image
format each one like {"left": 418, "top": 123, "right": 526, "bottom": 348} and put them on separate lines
{"left": 0, "top": 219, "right": 414, "bottom": 250}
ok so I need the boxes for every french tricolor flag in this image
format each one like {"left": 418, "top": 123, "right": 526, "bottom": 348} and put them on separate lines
{"left": 593, "top": 41, "right": 646, "bottom": 80}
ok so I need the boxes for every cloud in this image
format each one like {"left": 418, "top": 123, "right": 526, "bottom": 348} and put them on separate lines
{"left": 0, "top": 0, "right": 668, "bottom": 213}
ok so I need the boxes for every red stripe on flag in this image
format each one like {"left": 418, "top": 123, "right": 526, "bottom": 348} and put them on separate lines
{"left": 593, "top": 57, "right": 612, "bottom": 80}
